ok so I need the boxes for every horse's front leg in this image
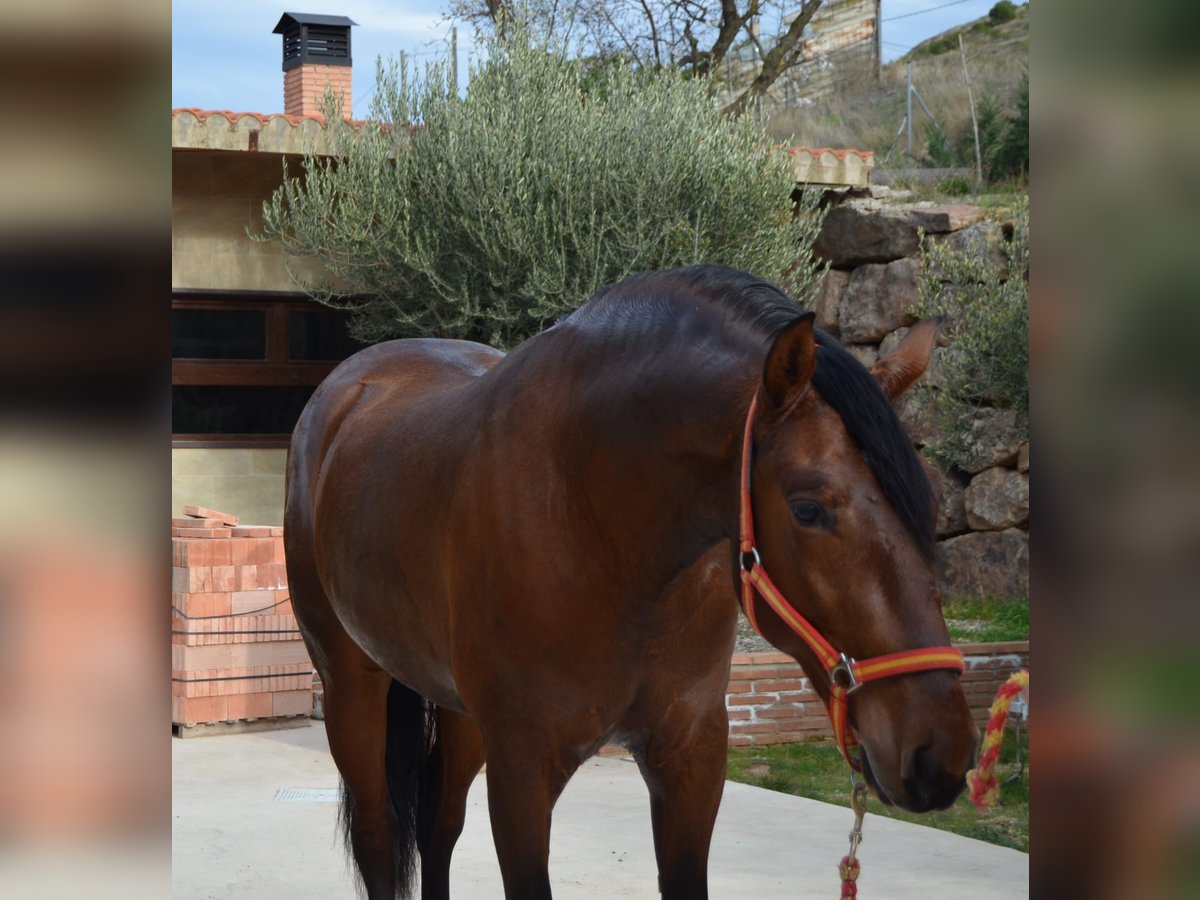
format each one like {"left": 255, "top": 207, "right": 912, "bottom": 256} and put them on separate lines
{"left": 634, "top": 701, "right": 730, "bottom": 900}
{"left": 478, "top": 721, "right": 585, "bottom": 900}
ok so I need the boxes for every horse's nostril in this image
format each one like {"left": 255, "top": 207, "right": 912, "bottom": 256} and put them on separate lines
{"left": 903, "top": 743, "right": 962, "bottom": 813}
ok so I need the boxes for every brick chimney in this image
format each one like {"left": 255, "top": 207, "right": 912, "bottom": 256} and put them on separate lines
{"left": 273, "top": 13, "right": 357, "bottom": 118}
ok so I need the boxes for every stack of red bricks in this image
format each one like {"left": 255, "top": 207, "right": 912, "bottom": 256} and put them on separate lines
{"left": 725, "top": 641, "right": 1031, "bottom": 747}
{"left": 172, "top": 505, "right": 313, "bottom": 728}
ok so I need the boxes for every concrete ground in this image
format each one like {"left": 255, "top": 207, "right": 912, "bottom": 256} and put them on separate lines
{"left": 173, "top": 721, "right": 1028, "bottom": 899}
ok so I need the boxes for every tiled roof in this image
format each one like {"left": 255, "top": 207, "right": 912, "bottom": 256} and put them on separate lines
{"left": 172, "top": 107, "right": 339, "bottom": 155}
{"left": 173, "top": 107, "right": 328, "bottom": 127}
{"left": 786, "top": 146, "right": 874, "bottom": 187}
{"left": 171, "top": 109, "right": 873, "bottom": 187}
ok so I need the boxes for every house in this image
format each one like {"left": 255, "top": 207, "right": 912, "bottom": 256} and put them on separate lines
{"left": 171, "top": 14, "right": 360, "bottom": 525}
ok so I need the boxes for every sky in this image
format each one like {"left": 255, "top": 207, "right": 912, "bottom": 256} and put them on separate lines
{"left": 172, "top": 1, "right": 1022, "bottom": 118}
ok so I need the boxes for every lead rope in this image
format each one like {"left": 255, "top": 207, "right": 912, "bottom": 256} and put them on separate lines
{"left": 838, "top": 774, "right": 869, "bottom": 899}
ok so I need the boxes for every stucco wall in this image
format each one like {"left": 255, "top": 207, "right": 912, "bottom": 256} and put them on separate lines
{"left": 172, "top": 448, "right": 288, "bottom": 526}
{"left": 172, "top": 150, "right": 327, "bottom": 293}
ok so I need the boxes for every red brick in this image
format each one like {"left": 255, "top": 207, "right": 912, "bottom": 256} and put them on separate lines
{"left": 173, "top": 516, "right": 221, "bottom": 528}
{"left": 229, "top": 538, "right": 253, "bottom": 566}
{"left": 173, "top": 643, "right": 233, "bottom": 671}
{"left": 737, "top": 722, "right": 780, "bottom": 735}
{"left": 210, "top": 565, "right": 236, "bottom": 591}
{"left": 231, "top": 526, "right": 271, "bottom": 537}
{"left": 172, "top": 527, "right": 232, "bottom": 539}
{"left": 247, "top": 539, "right": 272, "bottom": 566}
{"left": 731, "top": 665, "right": 781, "bottom": 681}
{"left": 756, "top": 704, "right": 807, "bottom": 718}
{"left": 175, "top": 694, "right": 229, "bottom": 725}
{"left": 230, "top": 640, "right": 312, "bottom": 668}
{"left": 175, "top": 591, "right": 232, "bottom": 618}
{"left": 235, "top": 564, "right": 257, "bottom": 591}
{"left": 754, "top": 678, "right": 807, "bottom": 693}
{"left": 227, "top": 692, "right": 274, "bottom": 720}
{"left": 183, "top": 505, "right": 239, "bottom": 525}
{"left": 726, "top": 708, "right": 753, "bottom": 720}
{"left": 725, "top": 682, "right": 753, "bottom": 694}
{"left": 232, "top": 590, "right": 272, "bottom": 615}
{"left": 270, "top": 527, "right": 284, "bottom": 537}
{"left": 726, "top": 695, "right": 777, "bottom": 708}
{"left": 272, "top": 690, "right": 313, "bottom": 717}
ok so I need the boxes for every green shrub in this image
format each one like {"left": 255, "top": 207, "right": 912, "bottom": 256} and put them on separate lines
{"left": 928, "top": 38, "right": 954, "bottom": 56}
{"left": 989, "top": 1, "right": 1018, "bottom": 24}
{"left": 258, "top": 31, "right": 823, "bottom": 348}
{"left": 924, "top": 121, "right": 957, "bottom": 167}
{"left": 913, "top": 200, "right": 1028, "bottom": 471}
{"left": 937, "top": 175, "right": 972, "bottom": 196}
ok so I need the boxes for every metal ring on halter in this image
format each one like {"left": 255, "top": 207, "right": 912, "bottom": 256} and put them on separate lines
{"left": 829, "top": 652, "right": 861, "bottom": 692}
{"left": 739, "top": 546, "right": 761, "bottom": 572}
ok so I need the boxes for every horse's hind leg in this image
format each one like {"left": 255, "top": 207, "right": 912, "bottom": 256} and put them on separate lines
{"left": 634, "top": 703, "right": 729, "bottom": 900}
{"left": 291, "top": 565, "right": 426, "bottom": 899}
{"left": 417, "top": 709, "right": 486, "bottom": 900}
{"left": 316, "top": 642, "right": 403, "bottom": 900}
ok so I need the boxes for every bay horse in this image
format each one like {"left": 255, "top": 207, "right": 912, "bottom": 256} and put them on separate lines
{"left": 285, "top": 265, "right": 977, "bottom": 899}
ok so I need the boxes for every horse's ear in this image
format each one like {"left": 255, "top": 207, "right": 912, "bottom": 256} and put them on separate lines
{"left": 871, "top": 317, "right": 943, "bottom": 401}
{"left": 763, "top": 313, "right": 818, "bottom": 410}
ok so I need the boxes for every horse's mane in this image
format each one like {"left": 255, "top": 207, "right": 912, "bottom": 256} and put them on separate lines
{"left": 573, "top": 265, "right": 936, "bottom": 559}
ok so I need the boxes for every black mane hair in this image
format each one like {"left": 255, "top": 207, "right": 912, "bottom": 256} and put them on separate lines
{"left": 582, "top": 264, "right": 937, "bottom": 558}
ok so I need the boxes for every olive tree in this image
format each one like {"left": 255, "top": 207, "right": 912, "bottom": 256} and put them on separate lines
{"left": 258, "top": 33, "right": 823, "bottom": 348}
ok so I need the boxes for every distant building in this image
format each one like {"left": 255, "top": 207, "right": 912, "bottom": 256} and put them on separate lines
{"left": 714, "top": 0, "right": 879, "bottom": 111}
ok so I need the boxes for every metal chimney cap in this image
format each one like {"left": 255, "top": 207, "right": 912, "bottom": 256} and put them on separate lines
{"left": 272, "top": 13, "right": 357, "bottom": 34}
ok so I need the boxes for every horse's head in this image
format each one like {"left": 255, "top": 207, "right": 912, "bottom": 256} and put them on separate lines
{"left": 745, "top": 313, "right": 976, "bottom": 812}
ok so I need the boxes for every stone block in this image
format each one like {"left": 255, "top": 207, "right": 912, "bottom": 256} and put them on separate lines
{"left": 954, "top": 408, "right": 1025, "bottom": 474}
{"left": 813, "top": 268, "right": 849, "bottom": 335}
{"left": 814, "top": 205, "right": 919, "bottom": 266}
{"left": 935, "top": 471, "right": 969, "bottom": 537}
{"left": 907, "top": 204, "right": 986, "bottom": 234}
{"left": 938, "top": 528, "right": 1029, "bottom": 600}
{"left": 838, "top": 258, "right": 919, "bottom": 343}
{"left": 964, "top": 467, "right": 1030, "bottom": 530}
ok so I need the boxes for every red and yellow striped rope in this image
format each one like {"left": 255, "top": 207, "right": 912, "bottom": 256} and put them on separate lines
{"left": 966, "top": 670, "right": 1029, "bottom": 808}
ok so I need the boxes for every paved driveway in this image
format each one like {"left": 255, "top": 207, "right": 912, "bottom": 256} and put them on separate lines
{"left": 172, "top": 722, "right": 1027, "bottom": 899}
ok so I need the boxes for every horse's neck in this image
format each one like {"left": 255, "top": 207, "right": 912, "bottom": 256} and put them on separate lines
{"left": 545, "top": 325, "right": 759, "bottom": 586}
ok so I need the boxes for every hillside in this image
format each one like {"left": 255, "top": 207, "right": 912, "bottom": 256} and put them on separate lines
{"left": 766, "top": 2, "right": 1029, "bottom": 174}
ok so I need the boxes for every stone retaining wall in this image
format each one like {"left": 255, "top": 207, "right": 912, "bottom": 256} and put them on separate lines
{"left": 813, "top": 193, "right": 1029, "bottom": 601}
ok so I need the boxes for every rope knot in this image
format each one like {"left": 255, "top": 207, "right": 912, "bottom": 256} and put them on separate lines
{"left": 839, "top": 854, "right": 861, "bottom": 898}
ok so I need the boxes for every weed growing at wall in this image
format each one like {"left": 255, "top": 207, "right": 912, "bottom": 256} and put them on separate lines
{"left": 259, "top": 31, "right": 823, "bottom": 348}
{"left": 914, "top": 200, "right": 1028, "bottom": 470}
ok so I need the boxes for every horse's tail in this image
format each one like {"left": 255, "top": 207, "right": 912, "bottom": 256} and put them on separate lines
{"left": 371, "top": 680, "right": 436, "bottom": 898}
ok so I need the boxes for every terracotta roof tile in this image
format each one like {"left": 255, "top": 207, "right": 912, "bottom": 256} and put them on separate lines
{"left": 787, "top": 145, "right": 874, "bottom": 161}
{"left": 172, "top": 107, "right": 329, "bottom": 127}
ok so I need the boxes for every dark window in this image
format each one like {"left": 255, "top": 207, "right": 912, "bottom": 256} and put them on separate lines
{"left": 171, "top": 308, "right": 267, "bottom": 359}
{"left": 172, "top": 296, "right": 367, "bottom": 444}
{"left": 288, "top": 310, "right": 366, "bottom": 361}
{"left": 173, "top": 385, "right": 318, "bottom": 435}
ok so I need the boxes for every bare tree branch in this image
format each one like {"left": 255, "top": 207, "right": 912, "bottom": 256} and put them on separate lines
{"left": 451, "top": 0, "right": 832, "bottom": 119}
{"left": 722, "top": 0, "right": 821, "bottom": 117}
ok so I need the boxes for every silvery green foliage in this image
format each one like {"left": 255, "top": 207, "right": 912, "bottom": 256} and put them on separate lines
{"left": 259, "top": 36, "right": 824, "bottom": 348}
{"left": 913, "top": 200, "right": 1029, "bottom": 470}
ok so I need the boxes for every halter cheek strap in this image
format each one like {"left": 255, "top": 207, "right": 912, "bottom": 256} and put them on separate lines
{"left": 738, "top": 393, "right": 965, "bottom": 769}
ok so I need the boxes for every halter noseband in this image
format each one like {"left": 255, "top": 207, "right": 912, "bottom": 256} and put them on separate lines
{"left": 738, "top": 393, "right": 965, "bottom": 769}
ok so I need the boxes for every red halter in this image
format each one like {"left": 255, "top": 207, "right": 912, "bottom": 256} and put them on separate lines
{"left": 738, "top": 393, "right": 965, "bottom": 769}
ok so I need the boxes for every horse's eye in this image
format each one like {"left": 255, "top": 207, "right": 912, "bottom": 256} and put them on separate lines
{"left": 791, "top": 500, "right": 824, "bottom": 526}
